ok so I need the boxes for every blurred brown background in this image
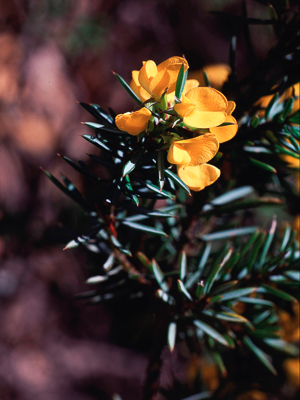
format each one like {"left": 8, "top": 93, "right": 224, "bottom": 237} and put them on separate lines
{"left": 0, "top": 1, "right": 296, "bottom": 399}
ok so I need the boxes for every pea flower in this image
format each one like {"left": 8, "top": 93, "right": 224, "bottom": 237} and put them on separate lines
{"left": 209, "top": 101, "right": 238, "bottom": 143}
{"left": 188, "top": 64, "right": 231, "bottom": 90}
{"left": 131, "top": 56, "right": 189, "bottom": 101}
{"left": 167, "top": 134, "right": 220, "bottom": 191}
{"left": 115, "top": 107, "right": 152, "bottom": 136}
{"left": 174, "top": 87, "right": 228, "bottom": 129}
{"left": 167, "top": 134, "right": 219, "bottom": 167}
{"left": 177, "top": 163, "right": 221, "bottom": 191}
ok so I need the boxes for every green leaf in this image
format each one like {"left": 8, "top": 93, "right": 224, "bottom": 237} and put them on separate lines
{"left": 274, "top": 144, "right": 300, "bottom": 159}
{"left": 210, "top": 287, "right": 257, "bottom": 303}
{"left": 259, "top": 216, "right": 277, "bottom": 272}
{"left": 178, "top": 279, "right": 193, "bottom": 301}
{"left": 263, "top": 339, "right": 299, "bottom": 356}
{"left": 175, "top": 62, "right": 187, "bottom": 101}
{"left": 89, "top": 103, "right": 115, "bottom": 124}
{"left": 121, "top": 220, "right": 167, "bottom": 237}
{"left": 210, "top": 186, "right": 254, "bottom": 206}
{"left": 202, "top": 310, "right": 249, "bottom": 323}
{"left": 168, "top": 322, "right": 177, "bottom": 352}
{"left": 136, "top": 251, "right": 152, "bottom": 271}
{"left": 246, "top": 231, "right": 266, "bottom": 273}
{"left": 261, "top": 284, "right": 298, "bottom": 303}
{"left": 250, "top": 115, "right": 260, "bottom": 128}
{"left": 185, "top": 242, "right": 212, "bottom": 289}
{"left": 164, "top": 169, "right": 191, "bottom": 195}
{"left": 152, "top": 259, "right": 169, "bottom": 292}
{"left": 194, "top": 320, "right": 230, "bottom": 348}
{"left": 282, "top": 98, "right": 295, "bottom": 120}
{"left": 144, "top": 181, "right": 175, "bottom": 200}
{"left": 249, "top": 158, "right": 277, "bottom": 173}
{"left": 113, "top": 72, "right": 142, "bottom": 105}
{"left": 243, "top": 336, "right": 277, "bottom": 375}
{"left": 265, "top": 92, "right": 279, "bottom": 120}
{"left": 201, "top": 226, "right": 257, "bottom": 241}
{"left": 122, "top": 148, "right": 144, "bottom": 176}
{"left": 211, "top": 280, "right": 238, "bottom": 295}
{"left": 244, "top": 146, "right": 272, "bottom": 154}
{"left": 284, "top": 270, "right": 300, "bottom": 281}
{"left": 157, "top": 150, "right": 165, "bottom": 191}
{"left": 238, "top": 297, "right": 274, "bottom": 307}
{"left": 202, "top": 70, "right": 211, "bottom": 87}
{"left": 212, "top": 352, "right": 227, "bottom": 378}
{"left": 86, "top": 275, "right": 108, "bottom": 284}
{"left": 82, "top": 134, "right": 112, "bottom": 152}
{"left": 289, "top": 109, "right": 300, "bottom": 124}
{"left": 203, "top": 248, "right": 232, "bottom": 295}
{"left": 179, "top": 251, "right": 187, "bottom": 281}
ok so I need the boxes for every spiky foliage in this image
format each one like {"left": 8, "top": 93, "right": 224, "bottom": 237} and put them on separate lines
{"left": 44, "top": 1, "right": 299, "bottom": 399}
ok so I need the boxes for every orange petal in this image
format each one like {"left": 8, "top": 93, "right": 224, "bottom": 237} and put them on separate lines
{"left": 185, "top": 87, "right": 228, "bottom": 112}
{"left": 115, "top": 108, "right": 151, "bottom": 136}
{"left": 177, "top": 163, "right": 221, "bottom": 191}
{"left": 149, "top": 68, "right": 171, "bottom": 100}
{"left": 175, "top": 134, "right": 219, "bottom": 166}
{"left": 138, "top": 60, "right": 157, "bottom": 94}
{"left": 167, "top": 142, "right": 191, "bottom": 165}
{"left": 226, "top": 101, "right": 236, "bottom": 115}
{"left": 174, "top": 101, "right": 195, "bottom": 118}
{"left": 182, "top": 79, "right": 199, "bottom": 96}
{"left": 183, "top": 110, "right": 227, "bottom": 129}
{"left": 130, "top": 73, "right": 150, "bottom": 102}
{"left": 188, "top": 64, "right": 231, "bottom": 90}
{"left": 209, "top": 115, "right": 238, "bottom": 143}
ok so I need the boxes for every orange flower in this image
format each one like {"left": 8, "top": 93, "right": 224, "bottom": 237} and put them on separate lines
{"left": 115, "top": 107, "right": 152, "bottom": 136}
{"left": 188, "top": 64, "right": 231, "bottom": 90}
{"left": 177, "top": 163, "right": 221, "bottom": 191}
{"left": 167, "top": 134, "right": 220, "bottom": 191}
{"left": 209, "top": 101, "right": 238, "bottom": 143}
{"left": 130, "top": 56, "right": 189, "bottom": 101}
{"left": 167, "top": 134, "right": 219, "bottom": 167}
{"left": 174, "top": 87, "right": 228, "bottom": 129}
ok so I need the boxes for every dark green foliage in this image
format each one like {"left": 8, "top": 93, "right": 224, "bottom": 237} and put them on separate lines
{"left": 44, "top": 1, "right": 299, "bottom": 399}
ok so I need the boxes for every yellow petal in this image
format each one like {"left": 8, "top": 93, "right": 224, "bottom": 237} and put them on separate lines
{"left": 115, "top": 108, "right": 151, "bottom": 136}
{"left": 209, "top": 115, "right": 238, "bottom": 143}
{"left": 183, "top": 110, "right": 227, "bottom": 129}
{"left": 182, "top": 79, "right": 199, "bottom": 96}
{"left": 138, "top": 60, "right": 157, "bottom": 94}
{"left": 188, "top": 64, "right": 231, "bottom": 90}
{"left": 185, "top": 87, "right": 228, "bottom": 112}
{"left": 177, "top": 163, "right": 221, "bottom": 191}
{"left": 157, "top": 57, "right": 189, "bottom": 80}
{"left": 167, "top": 142, "right": 191, "bottom": 165}
{"left": 149, "top": 68, "right": 171, "bottom": 100}
{"left": 290, "top": 97, "right": 300, "bottom": 115}
{"left": 174, "top": 96, "right": 195, "bottom": 117}
{"left": 130, "top": 71, "right": 150, "bottom": 102}
{"left": 174, "top": 134, "right": 219, "bottom": 166}
{"left": 226, "top": 101, "right": 236, "bottom": 115}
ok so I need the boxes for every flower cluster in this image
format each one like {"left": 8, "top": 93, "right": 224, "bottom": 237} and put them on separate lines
{"left": 115, "top": 56, "right": 238, "bottom": 191}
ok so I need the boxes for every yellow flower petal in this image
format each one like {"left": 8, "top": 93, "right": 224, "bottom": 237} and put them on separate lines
{"left": 174, "top": 94, "right": 195, "bottom": 117}
{"left": 177, "top": 163, "right": 221, "bottom": 191}
{"left": 130, "top": 71, "right": 150, "bottom": 102}
{"left": 183, "top": 109, "right": 227, "bottom": 129}
{"left": 157, "top": 57, "right": 189, "bottom": 82}
{"left": 173, "top": 134, "right": 219, "bottom": 166}
{"left": 188, "top": 64, "right": 231, "bottom": 90}
{"left": 185, "top": 87, "right": 228, "bottom": 112}
{"left": 226, "top": 101, "right": 236, "bottom": 115}
{"left": 182, "top": 79, "right": 199, "bottom": 96}
{"left": 209, "top": 115, "right": 238, "bottom": 143}
{"left": 115, "top": 107, "right": 151, "bottom": 136}
{"left": 167, "top": 142, "right": 191, "bottom": 165}
{"left": 138, "top": 60, "right": 158, "bottom": 94}
{"left": 149, "top": 68, "right": 171, "bottom": 100}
